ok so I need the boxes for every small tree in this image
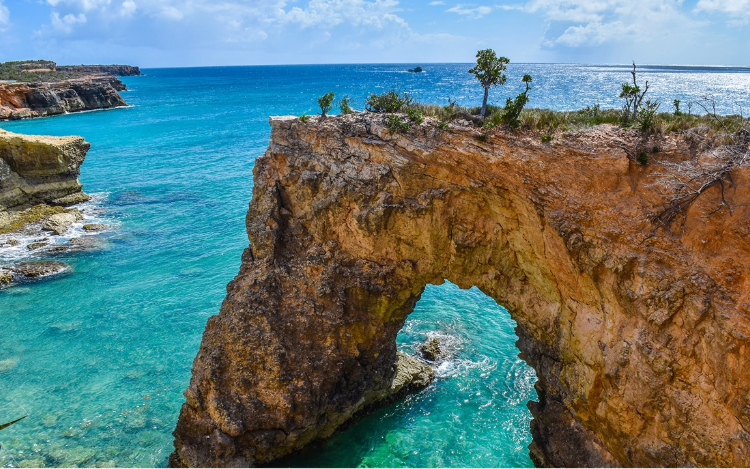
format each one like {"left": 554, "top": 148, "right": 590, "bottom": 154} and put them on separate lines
{"left": 620, "top": 62, "right": 649, "bottom": 123}
{"left": 339, "top": 95, "right": 352, "bottom": 114}
{"left": 469, "top": 49, "right": 509, "bottom": 118}
{"left": 318, "top": 91, "right": 335, "bottom": 118}
{"left": 501, "top": 74, "right": 533, "bottom": 128}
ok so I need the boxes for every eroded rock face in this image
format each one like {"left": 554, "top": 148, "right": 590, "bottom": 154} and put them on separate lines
{"left": 0, "top": 74, "right": 127, "bottom": 121}
{"left": 0, "top": 129, "right": 90, "bottom": 211}
{"left": 172, "top": 114, "right": 750, "bottom": 467}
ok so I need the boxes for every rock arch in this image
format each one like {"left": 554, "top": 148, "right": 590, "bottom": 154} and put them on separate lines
{"left": 171, "top": 115, "right": 750, "bottom": 467}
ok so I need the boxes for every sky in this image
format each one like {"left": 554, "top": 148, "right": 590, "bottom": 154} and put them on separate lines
{"left": 0, "top": 0, "right": 748, "bottom": 67}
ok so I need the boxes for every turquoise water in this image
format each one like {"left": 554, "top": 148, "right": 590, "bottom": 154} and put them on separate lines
{"left": 1, "top": 64, "right": 749, "bottom": 468}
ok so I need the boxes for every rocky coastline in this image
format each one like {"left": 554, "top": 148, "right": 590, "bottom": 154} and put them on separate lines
{"left": 0, "top": 129, "right": 107, "bottom": 287}
{"left": 172, "top": 113, "right": 750, "bottom": 467}
{"left": 0, "top": 74, "right": 129, "bottom": 120}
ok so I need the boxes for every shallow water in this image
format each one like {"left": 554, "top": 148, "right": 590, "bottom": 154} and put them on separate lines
{"left": 1, "top": 63, "right": 749, "bottom": 468}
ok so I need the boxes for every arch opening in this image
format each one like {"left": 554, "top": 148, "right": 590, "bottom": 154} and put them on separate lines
{"left": 273, "top": 281, "right": 538, "bottom": 468}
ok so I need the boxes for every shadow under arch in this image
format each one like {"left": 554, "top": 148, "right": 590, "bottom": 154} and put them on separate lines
{"left": 272, "top": 281, "right": 538, "bottom": 468}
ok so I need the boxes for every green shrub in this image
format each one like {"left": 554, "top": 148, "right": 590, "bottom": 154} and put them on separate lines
{"left": 541, "top": 134, "right": 553, "bottom": 143}
{"left": 318, "top": 91, "right": 335, "bottom": 118}
{"left": 339, "top": 95, "right": 352, "bottom": 114}
{"left": 299, "top": 113, "right": 308, "bottom": 123}
{"left": 367, "top": 90, "right": 412, "bottom": 113}
{"left": 387, "top": 115, "right": 410, "bottom": 134}
{"left": 407, "top": 108, "right": 424, "bottom": 124}
{"left": 500, "top": 74, "right": 533, "bottom": 128}
{"left": 637, "top": 152, "right": 649, "bottom": 165}
{"left": 437, "top": 121, "right": 450, "bottom": 130}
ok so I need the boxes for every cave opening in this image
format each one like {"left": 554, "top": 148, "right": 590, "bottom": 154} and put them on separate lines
{"left": 275, "top": 281, "right": 538, "bottom": 468}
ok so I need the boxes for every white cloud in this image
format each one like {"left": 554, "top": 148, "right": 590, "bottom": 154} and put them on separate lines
{"left": 695, "top": 0, "right": 750, "bottom": 24}
{"left": 446, "top": 4, "right": 493, "bottom": 19}
{"left": 0, "top": 0, "right": 9, "bottom": 29}
{"left": 51, "top": 11, "right": 87, "bottom": 33}
{"left": 429, "top": 1, "right": 445, "bottom": 4}
{"left": 47, "top": 0, "right": 112, "bottom": 11}
{"left": 510, "top": 0, "right": 698, "bottom": 47}
{"left": 119, "top": 0, "right": 136, "bottom": 18}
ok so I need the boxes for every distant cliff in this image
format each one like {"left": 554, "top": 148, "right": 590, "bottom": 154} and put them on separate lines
{"left": 0, "top": 75, "right": 128, "bottom": 120}
{"left": 172, "top": 114, "right": 750, "bottom": 467}
{"left": 0, "top": 128, "right": 90, "bottom": 210}
{"left": 57, "top": 65, "right": 141, "bottom": 76}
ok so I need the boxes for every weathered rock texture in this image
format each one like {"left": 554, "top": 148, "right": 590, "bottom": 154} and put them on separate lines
{"left": 57, "top": 65, "right": 141, "bottom": 76}
{"left": 0, "top": 129, "right": 90, "bottom": 211}
{"left": 172, "top": 114, "right": 750, "bottom": 467}
{"left": 0, "top": 75, "right": 127, "bottom": 120}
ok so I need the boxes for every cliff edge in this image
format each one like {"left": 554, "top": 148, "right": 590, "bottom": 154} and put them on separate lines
{"left": 172, "top": 114, "right": 750, "bottom": 467}
{"left": 0, "top": 74, "right": 128, "bottom": 120}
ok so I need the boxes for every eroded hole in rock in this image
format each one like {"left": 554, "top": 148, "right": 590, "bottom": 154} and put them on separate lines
{"left": 273, "top": 281, "right": 538, "bottom": 468}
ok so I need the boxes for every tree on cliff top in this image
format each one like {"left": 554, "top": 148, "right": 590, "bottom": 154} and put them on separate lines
{"left": 469, "top": 49, "right": 509, "bottom": 119}
{"left": 318, "top": 91, "right": 335, "bottom": 118}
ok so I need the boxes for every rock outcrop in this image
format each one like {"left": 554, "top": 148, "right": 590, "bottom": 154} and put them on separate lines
{"left": 0, "top": 129, "right": 90, "bottom": 211}
{"left": 172, "top": 114, "right": 750, "bottom": 467}
{"left": 0, "top": 75, "right": 127, "bottom": 120}
{"left": 57, "top": 65, "right": 141, "bottom": 76}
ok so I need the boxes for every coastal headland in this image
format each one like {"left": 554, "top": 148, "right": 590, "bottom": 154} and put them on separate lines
{"left": 0, "top": 128, "right": 102, "bottom": 285}
{"left": 172, "top": 113, "right": 750, "bottom": 467}
{"left": 0, "top": 60, "right": 138, "bottom": 120}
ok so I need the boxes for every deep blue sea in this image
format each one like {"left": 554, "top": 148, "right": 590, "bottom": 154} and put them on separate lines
{"left": 1, "top": 63, "right": 749, "bottom": 468}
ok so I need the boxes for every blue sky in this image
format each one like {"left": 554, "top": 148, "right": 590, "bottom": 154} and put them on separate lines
{"left": 0, "top": 0, "right": 748, "bottom": 67}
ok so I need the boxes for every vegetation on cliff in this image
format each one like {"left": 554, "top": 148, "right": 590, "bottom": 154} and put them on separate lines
{"left": 0, "top": 60, "right": 140, "bottom": 82}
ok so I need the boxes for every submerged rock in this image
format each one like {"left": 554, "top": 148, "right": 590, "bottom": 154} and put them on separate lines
{"left": 10, "top": 261, "right": 68, "bottom": 278}
{"left": 26, "top": 241, "right": 49, "bottom": 250}
{"left": 419, "top": 338, "right": 442, "bottom": 362}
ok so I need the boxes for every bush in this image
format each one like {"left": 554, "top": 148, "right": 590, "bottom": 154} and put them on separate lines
{"left": 407, "top": 108, "right": 424, "bottom": 124}
{"left": 637, "top": 152, "right": 649, "bottom": 165}
{"left": 541, "top": 134, "right": 553, "bottom": 143}
{"left": 339, "top": 95, "right": 352, "bottom": 115}
{"left": 299, "top": 113, "right": 308, "bottom": 123}
{"left": 367, "top": 90, "right": 412, "bottom": 113}
{"left": 387, "top": 115, "right": 410, "bottom": 134}
{"left": 318, "top": 91, "right": 335, "bottom": 118}
{"left": 437, "top": 121, "right": 450, "bottom": 130}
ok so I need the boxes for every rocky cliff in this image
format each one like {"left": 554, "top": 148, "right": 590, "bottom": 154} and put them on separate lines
{"left": 0, "top": 128, "right": 90, "bottom": 210}
{"left": 172, "top": 114, "right": 750, "bottom": 467}
{"left": 0, "top": 75, "right": 127, "bottom": 120}
{"left": 57, "top": 65, "right": 141, "bottom": 76}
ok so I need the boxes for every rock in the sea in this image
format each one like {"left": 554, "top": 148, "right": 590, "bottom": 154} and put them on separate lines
{"left": 419, "top": 338, "right": 442, "bottom": 362}
{"left": 26, "top": 241, "right": 49, "bottom": 250}
{"left": 10, "top": 261, "right": 68, "bottom": 278}
{"left": 171, "top": 114, "right": 750, "bottom": 468}
{"left": 51, "top": 192, "right": 91, "bottom": 206}
{"left": 82, "top": 223, "right": 107, "bottom": 232}
{"left": 0, "top": 269, "right": 12, "bottom": 286}
{"left": 42, "top": 211, "right": 82, "bottom": 235}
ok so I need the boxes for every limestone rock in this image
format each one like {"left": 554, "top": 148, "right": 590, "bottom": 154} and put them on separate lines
{"left": 0, "top": 269, "right": 12, "bottom": 286}
{"left": 0, "top": 129, "right": 90, "bottom": 212}
{"left": 172, "top": 114, "right": 750, "bottom": 468}
{"left": 0, "top": 75, "right": 127, "bottom": 121}
{"left": 10, "top": 261, "right": 68, "bottom": 278}
{"left": 42, "top": 210, "right": 82, "bottom": 235}
{"left": 83, "top": 223, "right": 107, "bottom": 232}
{"left": 419, "top": 338, "right": 442, "bottom": 362}
{"left": 26, "top": 241, "right": 48, "bottom": 250}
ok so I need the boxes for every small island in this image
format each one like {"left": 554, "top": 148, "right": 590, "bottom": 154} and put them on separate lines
{"left": 407, "top": 65, "right": 423, "bottom": 73}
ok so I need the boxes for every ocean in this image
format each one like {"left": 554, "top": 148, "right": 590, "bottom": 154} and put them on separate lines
{"left": 1, "top": 63, "right": 749, "bottom": 468}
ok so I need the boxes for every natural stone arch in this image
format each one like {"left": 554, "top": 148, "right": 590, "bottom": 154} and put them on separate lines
{"left": 172, "top": 115, "right": 750, "bottom": 467}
